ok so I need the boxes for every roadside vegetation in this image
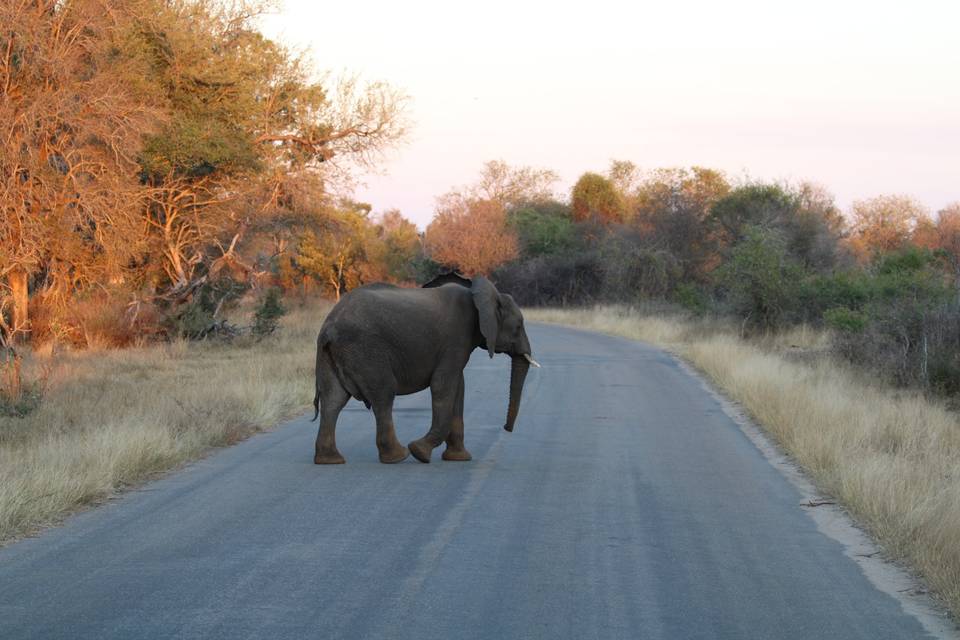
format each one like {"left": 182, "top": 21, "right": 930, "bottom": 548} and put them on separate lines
{"left": 527, "top": 306, "right": 960, "bottom": 619}
{"left": 0, "top": 298, "right": 327, "bottom": 544}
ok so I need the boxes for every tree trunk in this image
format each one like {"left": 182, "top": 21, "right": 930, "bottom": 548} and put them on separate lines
{"left": 8, "top": 267, "right": 29, "bottom": 344}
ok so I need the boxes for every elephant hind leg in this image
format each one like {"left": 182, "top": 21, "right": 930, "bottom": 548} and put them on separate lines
{"left": 372, "top": 397, "right": 409, "bottom": 464}
{"left": 315, "top": 360, "right": 350, "bottom": 464}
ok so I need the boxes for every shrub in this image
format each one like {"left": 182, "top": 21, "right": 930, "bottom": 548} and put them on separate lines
{"left": 253, "top": 288, "right": 286, "bottom": 337}
{"left": 0, "top": 349, "right": 43, "bottom": 417}
{"left": 823, "top": 307, "right": 866, "bottom": 333}
{"left": 674, "top": 283, "right": 710, "bottom": 315}
{"left": 508, "top": 204, "right": 578, "bottom": 257}
{"left": 493, "top": 252, "right": 605, "bottom": 306}
{"left": 715, "top": 226, "right": 807, "bottom": 329}
{"left": 166, "top": 277, "right": 248, "bottom": 340}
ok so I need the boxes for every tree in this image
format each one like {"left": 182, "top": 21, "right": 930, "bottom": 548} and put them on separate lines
{"left": 0, "top": 0, "right": 161, "bottom": 341}
{"left": 571, "top": 172, "right": 626, "bottom": 223}
{"left": 0, "top": 0, "right": 408, "bottom": 343}
{"left": 425, "top": 197, "right": 518, "bottom": 275}
{"left": 134, "top": 1, "right": 408, "bottom": 297}
{"left": 508, "top": 202, "right": 577, "bottom": 258}
{"left": 296, "top": 202, "right": 375, "bottom": 299}
{"left": 444, "top": 160, "right": 558, "bottom": 211}
{"left": 709, "top": 183, "right": 796, "bottom": 248}
{"left": 708, "top": 182, "right": 844, "bottom": 272}
{"left": 920, "top": 203, "right": 960, "bottom": 304}
{"left": 607, "top": 160, "right": 642, "bottom": 213}
{"left": 635, "top": 167, "right": 730, "bottom": 280}
{"left": 371, "top": 209, "right": 423, "bottom": 282}
{"left": 847, "top": 195, "right": 929, "bottom": 262}
{"left": 717, "top": 226, "right": 805, "bottom": 329}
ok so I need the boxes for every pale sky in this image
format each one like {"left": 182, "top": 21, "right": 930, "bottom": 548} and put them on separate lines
{"left": 259, "top": 0, "right": 960, "bottom": 227}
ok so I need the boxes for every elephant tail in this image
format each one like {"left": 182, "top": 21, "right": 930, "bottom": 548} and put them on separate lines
{"left": 314, "top": 329, "right": 369, "bottom": 419}
{"left": 312, "top": 336, "right": 323, "bottom": 421}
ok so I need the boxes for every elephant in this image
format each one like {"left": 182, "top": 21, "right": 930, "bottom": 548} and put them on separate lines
{"left": 311, "top": 273, "right": 539, "bottom": 464}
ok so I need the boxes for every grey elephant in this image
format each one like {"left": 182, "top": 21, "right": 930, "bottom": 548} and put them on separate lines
{"left": 311, "top": 273, "right": 539, "bottom": 464}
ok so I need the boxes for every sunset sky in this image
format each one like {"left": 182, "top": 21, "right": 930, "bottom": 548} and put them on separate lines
{"left": 259, "top": 0, "right": 960, "bottom": 227}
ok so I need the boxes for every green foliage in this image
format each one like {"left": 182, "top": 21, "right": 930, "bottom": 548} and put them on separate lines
{"left": 823, "top": 307, "right": 867, "bottom": 333}
{"left": 375, "top": 210, "right": 423, "bottom": 282}
{"left": 508, "top": 203, "right": 577, "bottom": 257}
{"left": 716, "top": 226, "right": 806, "bottom": 329}
{"left": 140, "top": 116, "right": 259, "bottom": 179}
{"left": 295, "top": 204, "right": 373, "bottom": 297}
{"left": 709, "top": 184, "right": 798, "bottom": 246}
{"left": 253, "top": 288, "right": 286, "bottom": 337}
{"left": 674, "top": 283, "right": 710, "bottom": 315}
{"left": 709, "top": 182, "right": 844, "bottom": 272}
{"left": 801, "top": 272, "right": 873, "bottom": 315}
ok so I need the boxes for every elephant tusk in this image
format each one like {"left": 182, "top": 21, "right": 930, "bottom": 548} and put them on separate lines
{"left": 523, "top": 353, "right": 541, "bottom": 368}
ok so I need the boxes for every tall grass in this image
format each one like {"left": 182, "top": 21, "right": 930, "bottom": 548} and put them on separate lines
{"left": 0, "top": 301, "right": 329, "bottom": 544}
{"left": 527, "top": 306, "right": 960, "bottom": 620}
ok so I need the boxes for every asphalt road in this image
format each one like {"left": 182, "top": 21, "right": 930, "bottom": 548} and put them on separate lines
{"left": 0, "top": 323, "right": 942, "bottom": 639}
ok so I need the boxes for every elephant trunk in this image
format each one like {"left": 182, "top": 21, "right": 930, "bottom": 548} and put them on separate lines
{"left": 503, "top": 355, "right": 530, "bottom": 432}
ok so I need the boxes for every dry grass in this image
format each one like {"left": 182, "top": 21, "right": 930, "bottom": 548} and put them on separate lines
{"left": 0, "top": 300, "right": 329, "bottom": 545}
{"left": 528, "top": 305, "right": 960, "bottom": 620}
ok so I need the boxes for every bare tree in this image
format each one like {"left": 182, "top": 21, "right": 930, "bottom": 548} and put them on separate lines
{"left": 847, "top": 195, "right": 929, "bottom": 262}
{"left": 473, "top": 160, "right": 558, "bottom": 209}
{"left": 425, "top": 196, "right": 518, "bottom": 275}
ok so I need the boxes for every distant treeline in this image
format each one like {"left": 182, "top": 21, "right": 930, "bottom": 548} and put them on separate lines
{"left": 426, "top": 160, "right": 960, "bottom": 395}
{"left": 4, "top": 3, "right": 960, "bottom": 397}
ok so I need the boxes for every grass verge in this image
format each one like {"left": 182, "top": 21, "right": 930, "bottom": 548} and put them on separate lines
{"left": 0, "top": 301, "right": 328, "bottom": 545}
{"left": 527, "top": 305, "right": 960, "bottom": 621}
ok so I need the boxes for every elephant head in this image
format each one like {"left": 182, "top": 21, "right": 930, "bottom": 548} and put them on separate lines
{"left": 470, "top": 277, "right": 539, "bottom": 432}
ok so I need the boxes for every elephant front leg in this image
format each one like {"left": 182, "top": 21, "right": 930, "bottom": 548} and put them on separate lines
{"left": 409, "top": 376, "right": 457, "bottom": 463}
{"left": 442, "top": 374, "right": 471, "bottom": 461}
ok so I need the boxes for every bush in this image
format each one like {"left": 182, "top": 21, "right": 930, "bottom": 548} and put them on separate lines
{"left": 715, "top": 226, "right": 807, "bottom": 329}
{"left": 508, "top": 204, "right": 578, "bottom": 257}
{"left": 674, "top": 283, "right": 710, "bottom": 315}
{"left": 825, "top": 249, "right": 956, "bottom": 389}
{"left": 253, "top": 288, "right": 286, "bottom": 337}
{"left": 166, "top": 277, "right": 248, "bottom": 340}
{"left": 0, "top": 349, "right": 43, "bottom": 417}
{"left": 493, "top": 252, "right": 605, "bottom": 306}
{"left": 823, "top": 307, "right": 866, "bottom": 333}
{"left": 598, "top": 233, "right": 680, "bottom": 301}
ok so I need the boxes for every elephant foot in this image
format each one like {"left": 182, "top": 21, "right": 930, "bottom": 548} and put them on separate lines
{"left": 442, "top": 446, "right": 472, "bottom": 462}
{"left": 378, "top": 445, "right": 410, "bottom": 464}
{"left": 314, "top": 450, "right": 345, "bottom": 465}
{"left": 408, "top": 438, "right": 434, "bottom": 464}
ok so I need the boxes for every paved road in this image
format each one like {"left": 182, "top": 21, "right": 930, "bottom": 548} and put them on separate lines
{"left": 0, "top": 324, "right": 941, "bottom": 639}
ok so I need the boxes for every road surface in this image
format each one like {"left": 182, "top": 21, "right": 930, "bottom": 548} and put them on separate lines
{"left": 0, "top": 323, "right": 945, "bottom": 639}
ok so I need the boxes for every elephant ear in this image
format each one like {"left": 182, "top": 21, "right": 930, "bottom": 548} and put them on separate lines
{"left": 471, "top": 276, "right": 500, "bottom": 359}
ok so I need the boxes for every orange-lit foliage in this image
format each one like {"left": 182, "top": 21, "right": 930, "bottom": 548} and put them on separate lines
{"left": 847, "top": 195, "right": 929, "bottom": 262}
{"left": 0, "top": 0, "right": 160, "bottom": 340}
{"left": 634, "top": 167, "right": 730, "bottom": 279}
{"left": 0, "top": 1, "right": 408, "bottom": 345}
{"left": 425, "top": 196, "right": 518, "bottom": 275}
{"left": 571, "top": 172, "right": 627, "bottom": 223}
